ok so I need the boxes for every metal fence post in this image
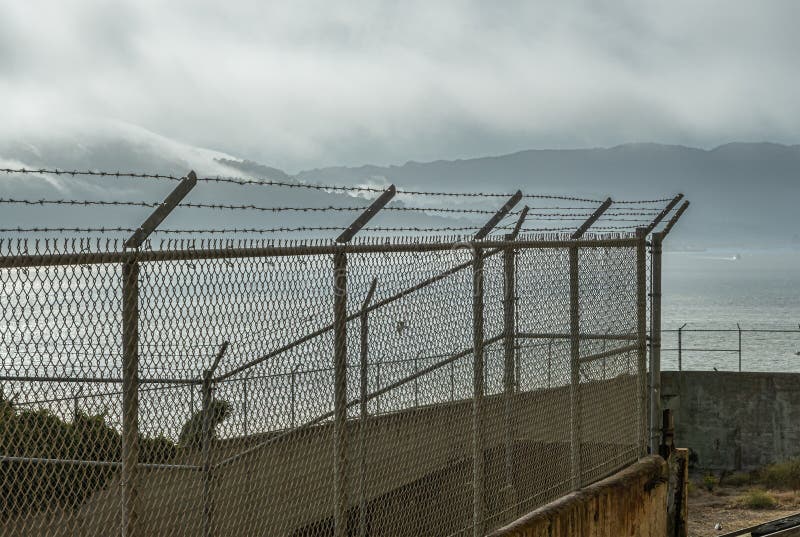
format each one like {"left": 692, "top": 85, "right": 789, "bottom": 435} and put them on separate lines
{"left": 678, "top": 323, "right": 686, "bottom": 372}
{"left": 121, "top": 259, "right": 139, "bottom": 537}
{"left": 202, "top": 370, "right": 213, "bottom": 537}
{"left": 201, "top": 342, "right": 227, "bottom": 537}
{"left": 333, "top": 250, "right": 348, "bottom": 537}
{"left": 568, "top": 244, "right": 581, "bottom": 490}
{"left": 737, "top": 323, "right": 742, "bottom": 372}
{"left": 502, "top": 236, "right": 517, "bottom": 512}
{"left": 649, "top": 232, "right": 664, "bottom": 453}
{"left": 472, "top": 245, "right": 485, "bottom": 537}
{"left": 242, "top": 376, "right": 248, "bottom": 436}
{"left": 359, "top": 278, "right": 377, "bottom": 537}
{"left": 636, "top": 228, "right": 648, "bottom": 457}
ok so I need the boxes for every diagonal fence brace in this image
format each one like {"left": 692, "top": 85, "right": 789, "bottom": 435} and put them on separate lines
{"left": 571, "top": 197, "right": 612, "bottom": 239}
{"left": 336, "top": 185, "right": 396, "bottom": 243}
{"left": 474, "top": 190, "right": 523, "bottom": 240}
{"left": 125, "top": 171, "right": 198, "bottom": 249}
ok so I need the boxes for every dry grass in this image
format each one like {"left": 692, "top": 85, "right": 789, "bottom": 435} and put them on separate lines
{"left": 689, "top": 483, "right": 800, "bottom": 537}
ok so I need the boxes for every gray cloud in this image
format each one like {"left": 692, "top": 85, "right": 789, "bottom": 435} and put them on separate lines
{"left": 1, "top": 0, "right": 799, "bottom": 171}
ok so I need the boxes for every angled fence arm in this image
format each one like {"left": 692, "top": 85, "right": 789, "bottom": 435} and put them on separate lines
{"left": 659, "top": 200, "right": 690, "bottom": 238}
{"left": 474, "top": 191, "right": 523, "bottom": 240}
{"left": 571, "top": 197, "right": 613, "bottom": 239}
{"left": 508, "top": 205, "right": 530, "bottom": 240}
{"left": 336, "top": 185, "right": 396, "bottom": 243}
{"left": 644, "top": 194, "right": 683, "bottom": 235}
{"left": 124, "top": 171, "right": 198, "bottom": 249}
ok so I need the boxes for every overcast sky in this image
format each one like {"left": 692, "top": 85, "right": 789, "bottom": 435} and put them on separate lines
{"left": 2, "top": 1, "right": 799, "bottom": 171}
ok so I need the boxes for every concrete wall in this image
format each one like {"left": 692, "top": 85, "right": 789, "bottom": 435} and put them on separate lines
{"left": 485, "top": 456, "right": 668, "bottom": 537}
{"left": 661, "top": 371, "right": 800, "bottom": 470}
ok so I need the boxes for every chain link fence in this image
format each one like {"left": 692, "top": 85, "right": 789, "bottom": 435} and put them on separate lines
{"left": 0, "top": 232, "right": 647, "bottom": 536}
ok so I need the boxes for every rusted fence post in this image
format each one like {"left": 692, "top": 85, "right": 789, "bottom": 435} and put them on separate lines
{"left": 121, "top": 259, "right": 139, "bottom": 537}
{"left": 202, "top": 342, "right": 228, "bottom": 537}
{"left": 472, "top": 245, "right": 485, "bottom": 537}
{"left": 333, "top": 250, "right": 348, "bottom": 537}
{"left": 122, "top": 170, "right": 197, "bottom": 536}
{"left": 359, "top": 278, "right": 377, "bottom": 537}
{"left": 636, "top": 228, "right": 648, "bottom": 457}
{"left": 502, "top": 237, "right": 517, "bottom": 512}
{"left": 568, "top": 244, "right": 581, "bottom": 490}
{"left": 649, "top": 231, "right": 664, "bottom": 452}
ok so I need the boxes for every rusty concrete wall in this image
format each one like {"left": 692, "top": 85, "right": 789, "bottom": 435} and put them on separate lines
{"left": 661, "top": 371, "right": 800, "bottom": 470}
{"left": 485, "top": 456, "right": 668, "bottom": 537}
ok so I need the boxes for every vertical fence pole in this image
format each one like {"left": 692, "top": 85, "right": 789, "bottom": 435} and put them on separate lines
{"left": 649, "top": 232, "right": 664, "bottom": 453}
{"left": 678, "top": 323, "right": 686, "bottom": 372}
{"left": 290, "top": 366, "right": 298, "bottom": 428}
{"left": 737, "top": 323, "right": 742, "bottom": 372}
{"left": 242, "top": 376, "right": 248, "bottom": 436}
{"left": 568, "top": 244, "right": 581, "bottom": 490}
{"left": 333, "top": 250, "right": 348, "bottom": 537}
{"left": 121, "top": 259, "right": 139, "bottom": 537}
{"left": 502, "top": 237, "right": 517, "bottom": 512}
{"left": 472, "top": 246, "right": 485, "bottom": 537}
{"left": 202, "top": 370, "right": 213, "bottom": 537}
{"left": 636, "top": 228, "right": 648, "bottom": 457}
{"left": 359, "top": 278, "right": 377, "bottom": 537}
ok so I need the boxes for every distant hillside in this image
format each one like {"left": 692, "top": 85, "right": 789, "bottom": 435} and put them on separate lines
{"left": 1, "top": 125, "right": 797, "bottom": 246}
{"left": 296, "top": 142, "right": 800, "bottom": 247}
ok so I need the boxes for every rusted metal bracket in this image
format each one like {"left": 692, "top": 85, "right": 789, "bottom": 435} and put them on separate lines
{"left": 125, "top": 171, "right": 198, "bottom": 249}
{"left": 336, "top": 185, "right": 396, "bottom": 243}
{"left": 660, "top": 200, "right": 690, "bottom": 238}
{"left": 571, "top": 197, "right": 613, "bottom": 239}
{"left": 474, "top": 190, "right": 523, "bottom": 240}
{"left": 644, "top": 194, "right": 684, "bottom": 234}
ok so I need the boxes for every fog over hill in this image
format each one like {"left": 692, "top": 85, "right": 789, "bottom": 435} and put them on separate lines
{"left": 0, "top": 126, "right": 797, "bottom": 247}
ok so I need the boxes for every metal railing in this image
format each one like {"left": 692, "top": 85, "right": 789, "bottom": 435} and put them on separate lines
{"left": 663, "top": 324, "right": 800, "bottom": 372}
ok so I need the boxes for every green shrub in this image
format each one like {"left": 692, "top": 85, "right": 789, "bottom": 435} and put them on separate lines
{"left": 759, "top": 458, "right": 800, "bottom": 490}
{"left": 725, "top": 472, "right": 753, "bottom": 487}
{"left": 703, "top": 473, "right": 718, "bottom": 492}
{"left": 738, "top": 489, "right": 778, "bottom": 509}
{"left": 0, "top": 390, "right": 222, "bottom": 520}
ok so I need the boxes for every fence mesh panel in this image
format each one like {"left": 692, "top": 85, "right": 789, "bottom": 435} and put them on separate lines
{"left": 0, "top": 233, "right": 645, "bottom": 536}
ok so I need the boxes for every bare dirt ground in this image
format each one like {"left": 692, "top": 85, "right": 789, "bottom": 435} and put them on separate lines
{"left": 689, "top": 485, "right": 800, "bottom": 537}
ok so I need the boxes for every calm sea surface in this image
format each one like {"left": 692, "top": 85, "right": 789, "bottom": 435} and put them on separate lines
{"left": 661, "top": 249, "right": 800, "bottom": 372}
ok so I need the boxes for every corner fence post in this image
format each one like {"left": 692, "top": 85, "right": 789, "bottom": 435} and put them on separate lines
{"left": 472, "top": 246, "right": 485, "bottom": 537}
{"left": 502, "top": 235, "right": 517, "bottom": 513}
{"left": 121, "top": 259, "right": 139, "bottom": 537}
{"left": 359, "top": 278, "right": 378, "bottom": 537}
{"left": 636, "top": 228, "right": 648, "bottom": 457}
{"left": 649, "top": 232, "right": 664, "bottom": 453}
{"left": 333, "top": 250, "right": 349, "bottom": 537}
{"left": 568, "top": 244, "right": 581, "bottom": 490}
{"left": 120, "top": 169, "right": 196, "bottom": 536}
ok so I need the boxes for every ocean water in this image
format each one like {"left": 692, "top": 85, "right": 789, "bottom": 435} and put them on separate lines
{"left": 661, "top": 249, "right": 800, "bottom": 372}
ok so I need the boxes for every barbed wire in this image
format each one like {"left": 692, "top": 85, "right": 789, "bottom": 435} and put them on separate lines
{"left": 0, "top": 168, "right": 182, "bottom": 181}
{"left": 0, "top": 197, "right": 665, "bottom": 219}
{"left": 0, "top": 167, "right": 674, "bottom": 205}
